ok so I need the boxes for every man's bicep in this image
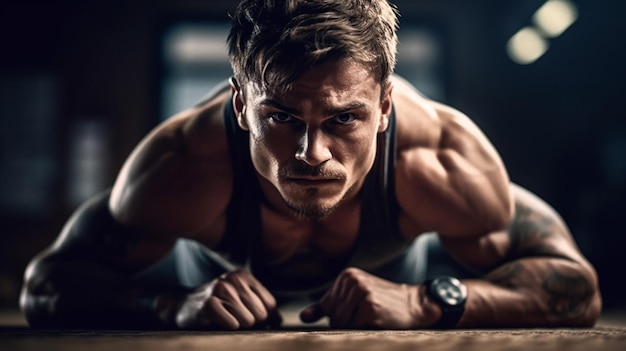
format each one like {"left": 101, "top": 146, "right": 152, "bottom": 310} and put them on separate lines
{"left": 109, "top": 119, "right": 232, "bottom": 238}
{"left": 109, "top": 120, "right": 186, "bottom": 225}
{"left": 396, "top": 145, "right": 511, "bottom": 237}
{"left": 396, "top": 102, "right": 512, "bottom": 237}
{"left": 435, "top": 103, "right": 513, "bottom": 222}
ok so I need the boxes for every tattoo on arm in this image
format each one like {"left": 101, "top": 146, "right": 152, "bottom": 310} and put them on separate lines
{"left": 487, "top": 261, "right": 594, "bottom": 320}
{"left": 543, "top": 272, "right": 593, "bottom": 318}
{"left": 507, "top": 204, "right": 563, "bottom": 260}
{"left": 483, "top": 197, "right": 598, "bottom": 323}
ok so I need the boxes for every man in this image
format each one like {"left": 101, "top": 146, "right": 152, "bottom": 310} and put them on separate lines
{"left": 20, "top": 0, "right": 600, "bottom": 330}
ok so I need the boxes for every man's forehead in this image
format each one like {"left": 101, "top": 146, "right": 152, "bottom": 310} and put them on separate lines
{"left": 245, "top": 59, "right": 382, "bottom": 100}
{"left": 247, "top": 82, "right": 381, "bottom": 110}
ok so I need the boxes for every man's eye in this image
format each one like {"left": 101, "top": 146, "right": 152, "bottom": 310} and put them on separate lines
{"left": 334, "top": 113, "right": 357, "bottom": 125}
{"left": 270, "top": 112, "right": 294, "bottom": 123}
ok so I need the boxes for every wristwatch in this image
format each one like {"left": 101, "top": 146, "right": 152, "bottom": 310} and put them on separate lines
{"left": 423, "top": 276, "right": 468, "bottom": 328}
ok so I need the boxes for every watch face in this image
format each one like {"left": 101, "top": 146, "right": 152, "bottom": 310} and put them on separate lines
{"left": 432, "top": 277, "right": 468, "bottom": 306}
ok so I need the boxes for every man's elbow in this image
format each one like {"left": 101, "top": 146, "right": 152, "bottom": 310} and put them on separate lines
{"left": 574, "top": 267, "right": 603, "bottom": 327}
{"left": 20, "top": 290, "right": 54, "bottom": 329}
{"left": 559, "top": 289, "right": 602, "bottom": 328}
{"left": 20, "top": 259, "right": 56, "bottom": 328}
{"left": 581, "top": 291, "right": 603, "bottom": 327}
{"left": 550, "top": 264, "right": 603, "bottom": 328}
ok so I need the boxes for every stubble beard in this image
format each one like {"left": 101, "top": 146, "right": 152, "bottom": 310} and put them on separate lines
{"left": 282, "top": 186, "right": 352, "bottom": 220}
{"left": 278, "top": 162, "right": 351, "bottom": 220}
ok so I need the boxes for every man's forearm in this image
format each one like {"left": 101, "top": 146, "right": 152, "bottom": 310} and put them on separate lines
{"left": 21, "top": 256, "right": 162, "bottom": 329}
{"left": 458, "top": 257, "right": 601, "bottom": 328}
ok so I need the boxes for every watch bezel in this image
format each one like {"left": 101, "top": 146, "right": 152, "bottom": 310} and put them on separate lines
{"left": 428, "top": 276, "right": 468, "bottom": 306}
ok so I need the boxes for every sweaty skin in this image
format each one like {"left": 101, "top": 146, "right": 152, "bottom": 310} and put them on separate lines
{"left": 20, "top": 59, "right": 600, "bottom": 330}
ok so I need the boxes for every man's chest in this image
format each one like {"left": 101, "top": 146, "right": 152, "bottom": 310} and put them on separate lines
{"left": 257, "top": 204, "right": 361, "bottom": 264}
{"left": 247, "top": 204, "right": 361, "bottom": 290}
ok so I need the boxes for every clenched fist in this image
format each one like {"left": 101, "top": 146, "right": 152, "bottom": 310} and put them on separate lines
{"left": 300, "top": 267, "right": 440, "bottom": 329}
{"left": 159, "top": 269, "right": 281, "bottom": 330}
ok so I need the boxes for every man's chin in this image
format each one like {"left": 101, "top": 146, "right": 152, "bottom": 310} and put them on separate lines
{"left": 284, "top": 200, "right": 339, "bottom": 220}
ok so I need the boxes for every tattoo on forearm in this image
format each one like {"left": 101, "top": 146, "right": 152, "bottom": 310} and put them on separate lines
{"left": 543, "top": 272, "right": 593, "bottom": 318}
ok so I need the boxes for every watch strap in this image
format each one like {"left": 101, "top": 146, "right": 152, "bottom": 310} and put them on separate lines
{"left": 424, "top": 277, "right": 467, "bottom": 329}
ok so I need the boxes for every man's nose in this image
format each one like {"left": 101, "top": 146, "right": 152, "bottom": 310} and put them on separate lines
{"left": 295, "top": 128, "right": 332, "bottom": 166}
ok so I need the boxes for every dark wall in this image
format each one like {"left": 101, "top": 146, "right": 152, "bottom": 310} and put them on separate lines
{"left": 1, "top": 0, "right": 624, "bottom": 309}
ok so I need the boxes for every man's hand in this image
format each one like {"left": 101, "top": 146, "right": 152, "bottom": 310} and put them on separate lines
{"left": 162, "top": 269, "right": 281, "bottom": 330}
{"left": 300, "top": 267, "right": 439, "bottom": 329}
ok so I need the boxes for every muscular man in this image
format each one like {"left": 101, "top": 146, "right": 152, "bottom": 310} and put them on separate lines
{"left": 20, "top": 0, "right": 601, "bottom": 330}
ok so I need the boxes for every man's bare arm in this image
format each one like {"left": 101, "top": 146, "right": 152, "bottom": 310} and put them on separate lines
{"left": 109, "top": 99, "right": 232, "bottom": 239}
{"left": 440, "top": 184, "right": 602, "bottom": 327}
{"left": 393, "top": 76, "right": 513, "bottom": 237}
{"left": 21, "top": 190, "right": 280, "bottom": 330}
{"left": 20, "top": 191, "right": 176, "bottom": 328}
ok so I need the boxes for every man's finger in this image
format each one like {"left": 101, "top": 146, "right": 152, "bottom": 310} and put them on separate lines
{"left": 248, "top": 279, "right": 278, "bottom": 311}
{"left": 206, "top": 296, "right": 240, "bottom": 330}
{"left": 228, "top": 270, "right": 278, "bottom": 313}
{"left": 226, "top": 274, "right": 271, "bottom": 321}
{"left": 299, "top": 303, "right": 325, "bottom": 323}
{"left": 328, "top": 284, "right": 366, "bottom": 328}
{"left": 254, "top": 308, "right": 283, "bottom": 329}
{"left": 212, "top": 279, "right": 256, "bottom": 328}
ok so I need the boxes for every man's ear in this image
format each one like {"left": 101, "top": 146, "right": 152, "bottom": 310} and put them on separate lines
{"left": 378, "top": 84, "right": 393, "bottom": 133}
{"left": 229, "top": 77, "right": 249, "bottom": 131}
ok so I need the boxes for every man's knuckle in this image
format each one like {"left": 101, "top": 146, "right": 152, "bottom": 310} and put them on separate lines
{"left": 245, "top": 302, "right": 267, "bottom": 322}
{"left": 226, "top": 274, "right": 244, "bottom": 287}
{"left": 342, "top": 267, "right": 362, "bottom": 277}
{"left": 266, "top": 299, "right": 277, "bottom": 311}
{"left": 363, "top": 292, "right": 377, "bottom": 304}
{"left": 340, "top": 268, "right": 364, "bottom": 284}
{"left": 212, "top": 280, "right": 229, "bottom": 295}
{"left": 232, "top": 268, "right": 250, "bottom": 278}
{"left": 238, "top": 311, "right": 256, "bottom": 328}
{"left": 356, "top": 279, "right": 370, "bottom": 291}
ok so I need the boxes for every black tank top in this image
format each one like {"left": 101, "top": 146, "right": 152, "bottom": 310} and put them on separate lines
{"left": 211, "top": 81, "right": 416, "bottom": 294}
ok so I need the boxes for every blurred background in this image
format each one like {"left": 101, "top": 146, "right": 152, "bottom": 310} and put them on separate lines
{"left": 0, "top": 0, "right": 624, "bottom": 313}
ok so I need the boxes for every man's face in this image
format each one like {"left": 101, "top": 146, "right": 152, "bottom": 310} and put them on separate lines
{"left": 232, "top": 59, "right": 391, "bottom": 219}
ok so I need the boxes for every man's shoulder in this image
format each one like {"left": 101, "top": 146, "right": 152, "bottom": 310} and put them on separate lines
{"left": 390, "top": 76, "right": 442, "bottom": 153}
{"left": 109, "top": 88, "right": 234, "bottom": 236}
{"left": 162, "top": 88, "right": 232, "bottom": 158}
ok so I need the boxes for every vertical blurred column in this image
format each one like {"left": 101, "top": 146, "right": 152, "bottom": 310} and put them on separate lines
{"left": 161, "top": 22, "right": 232, "bottom": 121}
{"left": 66, "top": 118, "right": 111, "bottom": 208}
{"left": 395, "top": 26, "right": 446, "bottom": 101}
{"left": 0, "top": 74, "right": 59, "bottom": 216}
{"left": 0, "top": 72, "right": 59, "bottom": 307}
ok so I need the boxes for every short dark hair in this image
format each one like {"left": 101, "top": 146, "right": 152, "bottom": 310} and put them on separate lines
{"left": 227, "top": 0, "right": 399, "bottom": 93}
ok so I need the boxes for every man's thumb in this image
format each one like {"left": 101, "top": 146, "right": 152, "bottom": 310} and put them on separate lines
{"left": 299, "top": 303, "right": 325, "bottom": 323}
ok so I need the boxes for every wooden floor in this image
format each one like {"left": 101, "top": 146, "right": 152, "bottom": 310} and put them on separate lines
{"left": 2, "top": 309, "right": 626, "bottom": 351}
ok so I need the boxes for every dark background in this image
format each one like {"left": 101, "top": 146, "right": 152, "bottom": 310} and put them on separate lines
{"left": 1, "top": 0, "right": 624, "bottom": 311}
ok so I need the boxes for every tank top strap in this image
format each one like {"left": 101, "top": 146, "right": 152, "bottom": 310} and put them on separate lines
{"left": 218, "top": 90, "right": 262, "bottom": 265}
{"left": 348, "top": 107, "right": 412, "bottom": 271}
